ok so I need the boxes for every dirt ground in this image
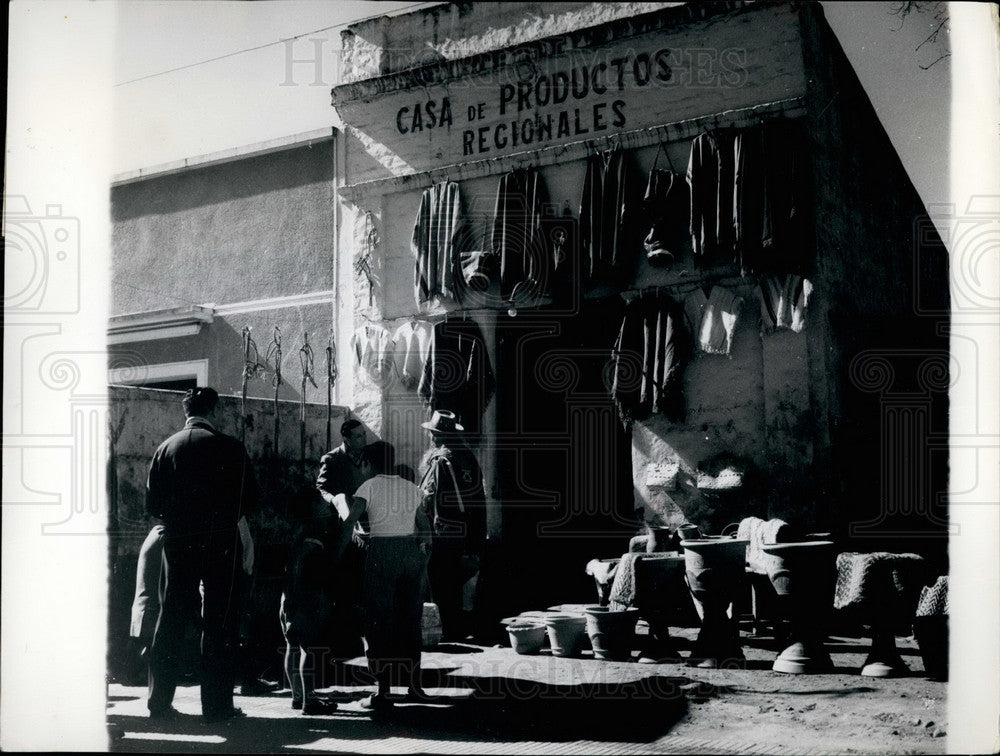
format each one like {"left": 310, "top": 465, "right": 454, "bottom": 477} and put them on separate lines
{"left": 108, "top": 622, "right": 947, "bottom": 755}
{"left": 653, "top": 626, "right": 947, "bottom": 754}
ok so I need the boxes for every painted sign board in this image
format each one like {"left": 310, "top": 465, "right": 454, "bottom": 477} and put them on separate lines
{"left": 334, "top": 4, "right": 806, "bottom": 183}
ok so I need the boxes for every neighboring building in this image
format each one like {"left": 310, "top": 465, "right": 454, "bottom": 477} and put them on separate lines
{"left": 109, "top": 1, "right": 950, "bottom": 632}
{"left": 109, "top": 128, "right": 347, "bottom": 407}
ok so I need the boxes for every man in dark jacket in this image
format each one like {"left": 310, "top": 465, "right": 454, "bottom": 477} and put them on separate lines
{"left": 419, "top": 410, "right": 487, "bottom": 641}
{"left": 145, "top": 387, "right": 257, "bottom": 723}
{"left": 315, "top": 418, "right": 370, "bottom": 659}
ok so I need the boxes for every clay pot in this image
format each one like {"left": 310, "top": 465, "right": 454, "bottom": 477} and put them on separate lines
{"left": 543, "top": 613, "right": 588, "bottom": 657}
{"left": 507, "top": 622, "right": 547, "bottom": 655}
{"left": 681, "top": 538, "right": 749, "bottom": 668}
{"left": 646, "top": 526, "right": 676, "bottom": 554}
{"left": 677, "top": 523, "right": 702, "bottom": 542}
{"left": 584, "top": 607, "right": 640, "bottom": 661}
{"left": 761, "top": 541, "right": 836, "bottom": 674}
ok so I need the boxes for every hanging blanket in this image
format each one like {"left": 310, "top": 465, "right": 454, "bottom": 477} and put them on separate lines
{"left": 833, "top": 551, "right": 928, "bottom": 616}
{"left": 737, "top": 517, "right": 790, "bottom": 575}
{"left": 915, "top": 575, "right": 949, "bottom": 618}
{"left": 608, "top": 552, "right": 645, "bottom": 610}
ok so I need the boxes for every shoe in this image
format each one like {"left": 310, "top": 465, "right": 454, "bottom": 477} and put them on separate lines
{"left": 148, "top": 706, "right": 180, "bottom": 720}
{"left": 291, "top": 699, "right": 303, "bottom": 710}
{"left": 240, "top": 678, "right": 280, "bottom": 696}
{"left": 203, "top": 707, "right": 247, "bottom": 724}
{"left": 302, "top": 699, "right": 339, "bottom": 716}
{"left": 359, "top": 694, "right": 394, "bottom": 712}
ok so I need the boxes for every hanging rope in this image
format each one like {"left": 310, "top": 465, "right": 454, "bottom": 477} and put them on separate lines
{"left": 325, "top": 329, "right": 337, "bottom": 452}
{"left": 299, "top": 332, "right": 319, "bottom": 466}
{"left": 241, "top": 326, "right": 268, "bottom": 443}
{"left": 265, "top": 326, "right": 283, "bottom": 456}
{"left": 355, "top": 211, "right": 379, "bottom": 306}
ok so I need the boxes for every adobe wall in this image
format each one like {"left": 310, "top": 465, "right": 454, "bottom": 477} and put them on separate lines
{"left": 109, "top": 140, "right": 340, "bottom": 404}
{"left": 107, "top": 384, "right": 361, "bottom": 680}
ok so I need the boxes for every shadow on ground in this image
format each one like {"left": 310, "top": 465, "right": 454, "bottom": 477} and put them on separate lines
{"left": 110, "top": 675, "right": 688, "bottom": 752}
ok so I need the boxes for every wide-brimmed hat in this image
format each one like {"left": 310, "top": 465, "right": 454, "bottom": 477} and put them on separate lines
{"left": 421, "top": 409, "right": 464, "bottom": 433}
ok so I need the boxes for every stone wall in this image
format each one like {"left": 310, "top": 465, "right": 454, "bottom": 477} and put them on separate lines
{"left": 107, "top": 384, "right": 359, "bottom": 679}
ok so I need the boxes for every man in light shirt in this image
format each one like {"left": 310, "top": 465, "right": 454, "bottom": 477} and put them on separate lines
{"left": 343, "top": 441, "right": 432, "bottom": 711}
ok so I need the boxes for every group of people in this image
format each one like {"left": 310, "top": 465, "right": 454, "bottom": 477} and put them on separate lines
{"left": 138, "top": 386, "right": 486, "bottom": 722}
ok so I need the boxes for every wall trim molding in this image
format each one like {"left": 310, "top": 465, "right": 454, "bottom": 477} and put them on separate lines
{"left": 333, "top": 1, "right": 750, "bottom": 105}
{"left": 108, "top": 358, "right": 209, "bottom": 387}
{"left": 211, "top": 290, "right": 335, "bottom": 316}
{"left": 108, "top": 305, "right": 215, "bottom": 345}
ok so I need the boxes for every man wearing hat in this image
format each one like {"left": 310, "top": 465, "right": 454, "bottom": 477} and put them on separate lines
{"left": 145, "top": 387, "right": 257, "bottom": 723}
{"left": 419, "top": 410, "right": 487, "bottom": 641}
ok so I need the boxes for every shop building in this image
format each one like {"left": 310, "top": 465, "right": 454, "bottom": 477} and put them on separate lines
{"left": 108, "top": 0, "right": 949, "bottom": 638}
{"left": 328, "top": 0, "right": 949, "bottom": 617}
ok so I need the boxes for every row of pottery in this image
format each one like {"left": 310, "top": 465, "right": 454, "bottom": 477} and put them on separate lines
{"left": 503, "top": 606, "right": 640, "bottom": 660}
{"left": 506, "top": 536, "right": 921, "bottom": 678}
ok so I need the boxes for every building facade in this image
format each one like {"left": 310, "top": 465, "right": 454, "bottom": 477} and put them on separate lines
{"left": 109, "top": 0, "right": 949, "bottom": 639}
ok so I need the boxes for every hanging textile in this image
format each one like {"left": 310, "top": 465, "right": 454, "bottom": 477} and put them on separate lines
{"left": 491, "top": 167, "right": 551, "bottom": 303}
{"left": 418, "top": 315, "right": 496, "bottom": 436}
{"left": 757, "top": 274, "right": 813, "bottom": 333}
{"left": 697, "top": 285, "right": 744, "bottom": 356}
{"left": 391, "top": 319, "right": 434, "bottom": 390}
{"left": 642, "top": 144, "right": 688, "bottom": 267}
{"left": 412, "top": 180, "right": 467, "bottom": 306}
{"left": 610, "top": 293, "right": 688, "bottom": 426}
{"left": 760, "top": 120, "right": 808, "bottom": 273}
{"left": 687, "top": 131, "right": 736, "bottom": 268}
{"left": 579, "top": 145, "right": 633, "bottom": 284}
{"left": 734, "top": 121, "right": 808, "bottom": 274}
{"left": 733, "top": 125, "right": 766, "bottom": 273}
{"left": 350, "top": 323, "right": 392, "bottom": 385}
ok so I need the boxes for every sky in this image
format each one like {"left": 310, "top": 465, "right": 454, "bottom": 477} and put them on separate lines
{"left": 4, "top": 1, "right": 998, "bottom": 752}
{"left": 108, "top": 1, "right": 953, "bottom": 214}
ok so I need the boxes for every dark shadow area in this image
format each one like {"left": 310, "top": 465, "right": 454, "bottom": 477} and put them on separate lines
{"left": 110, "top": 675, "right": 689, "bottom": 751}
{"left": 389, "top": 675, "right": 688, "bottom": 743}
{"left": 430, "top": 643, "right": 486, "bottom": 655}
{"left": 737, "top": 659, "right": 779, "bottom": 671}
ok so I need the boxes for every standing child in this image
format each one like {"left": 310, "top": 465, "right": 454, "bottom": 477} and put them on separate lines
{"left": 278, "top": 493, "right": 341, "bottom": 716}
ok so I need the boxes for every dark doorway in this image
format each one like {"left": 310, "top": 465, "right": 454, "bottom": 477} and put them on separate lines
{"left": 494, "top": 299, "right": 636, "bottom": 613}
{"left": 830, "top": 313, "right": 950, "bottom": 571}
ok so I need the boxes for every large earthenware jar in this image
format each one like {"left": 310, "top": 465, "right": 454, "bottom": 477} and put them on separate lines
{"left": 543, "top": 613, "right": 587, "bottom": 657}
{"left": 584, "top": 607, "right": 640, "bottom": 661}
{"left": 761, "top": 540, "right": 836, "bottom": 674}
{"left": 634, "top": 554, "right": 687, "bottom": 662}
{"left": 681, "top": 537, "right": 749, "bottom": 668}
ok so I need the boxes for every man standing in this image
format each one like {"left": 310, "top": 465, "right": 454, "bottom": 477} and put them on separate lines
{"left": 419, "top": 410, "right": 487, "bottom": 641}
{"left": 315, "top": 418, "right": 370, "bottom": 659}
{"left": 316, "top": 419, "right": 369, "bottom": 505}
{"left": 146, "top": 387, "right": 257, "bottom": 723}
